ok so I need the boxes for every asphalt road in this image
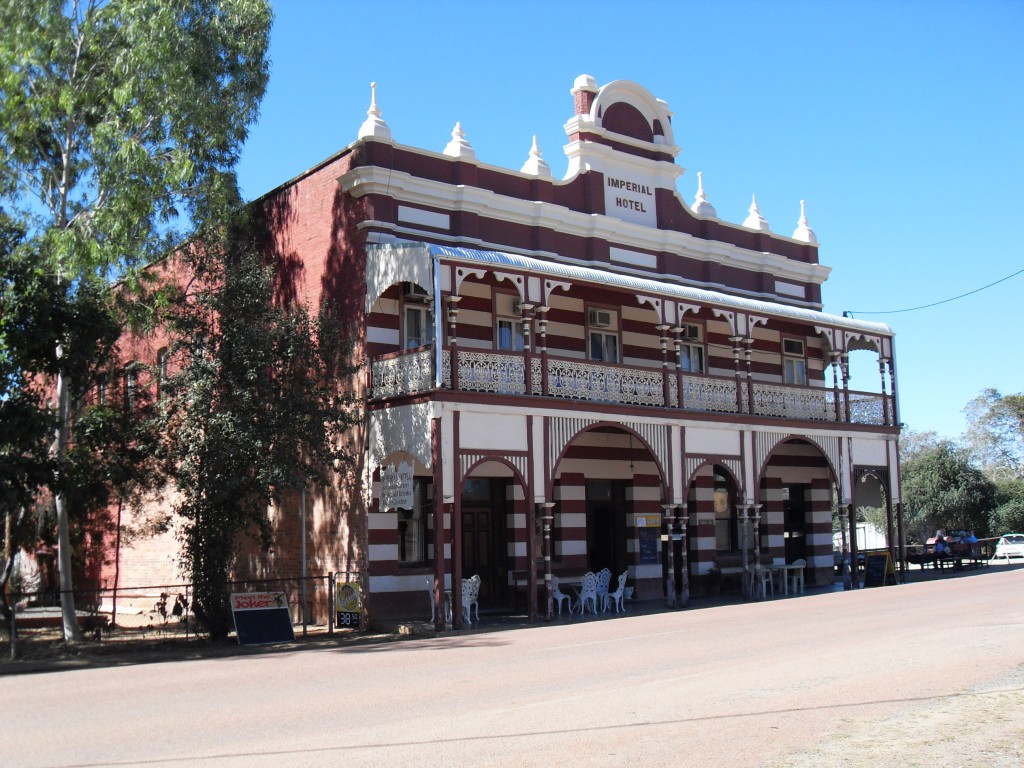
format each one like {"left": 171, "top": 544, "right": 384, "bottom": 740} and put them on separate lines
{"left": 4, "top": 568, "right": 1023, "bottom": 768}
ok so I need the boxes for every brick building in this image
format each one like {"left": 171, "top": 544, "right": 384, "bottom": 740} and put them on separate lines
{"left": 105, "top": 75, "right": 901, "bottom": 627}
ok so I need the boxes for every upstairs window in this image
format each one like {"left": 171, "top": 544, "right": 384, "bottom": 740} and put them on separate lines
{"left": 782, "top": 338, "right": 807, "bottom": 385}
{"left": 678, "top": 323, "right": 705, "bottom": 374}
{"left": 495, "top": 294, "right": 524, "bottom": 351}
{"left": 401, "top": 282, "right": 432, "bottom": 349}
{"left": 587, "top": 308, "right": 619, "bottom": 363}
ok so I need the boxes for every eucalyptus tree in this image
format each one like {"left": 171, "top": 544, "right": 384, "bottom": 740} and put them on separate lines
{"left": 0, "top": 0, "right": 271, "bottom": 640}
{"left": 964, "top": 389, "right": 1024, "bottom": 482}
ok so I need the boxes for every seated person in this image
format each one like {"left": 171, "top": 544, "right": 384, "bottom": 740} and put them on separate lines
{"left": 934, "top": 537, "right": 951, "bottom": 556}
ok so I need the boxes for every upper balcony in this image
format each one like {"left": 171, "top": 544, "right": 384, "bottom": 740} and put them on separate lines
{"left": 363, "top": 243, "right": 897, "bottom": 431}
{"left": 369, "top": 346, "right": 894, "bottom": 427}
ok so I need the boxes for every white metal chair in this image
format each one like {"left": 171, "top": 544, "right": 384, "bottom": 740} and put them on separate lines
{"left": 551, "top": 576, "right": 572, "bottom": 615}
{"left": 604, "top": 570, "right": 628, "bottom": 613}
{"left": 595, "top": 568, "right": 612, "bottom": 613}
{"left": 575, "top": 571, "right": 599, "bottom": 614}
{"left": 425, "top": 575, "right": 436, "bottom": 621}
{"left": 789, "top": 559, "right": 806, "bottom": 594}
{"left": 462, "top": 574, "right": 481, "bottom": 623}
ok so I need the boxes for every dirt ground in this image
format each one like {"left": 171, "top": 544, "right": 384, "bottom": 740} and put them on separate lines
{"left": 766, "top": 664, "right": 1024, "bottom": 767}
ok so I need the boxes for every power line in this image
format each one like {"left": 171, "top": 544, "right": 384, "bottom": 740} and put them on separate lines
{"left": 846, "top": 265, "right": 1024, "bottom": 316}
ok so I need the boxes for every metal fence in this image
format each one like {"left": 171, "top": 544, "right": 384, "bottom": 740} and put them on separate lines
{"left": 5, "top": 571, "right": 365, "bottom": 639}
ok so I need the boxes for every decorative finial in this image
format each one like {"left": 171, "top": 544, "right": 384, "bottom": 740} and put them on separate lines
{"left": 358, "top": 81, "right": 392, "bottom": 141}
{"left": 443, "top": 121, "right": 477, "bottom": 160}
{"left": 690, "top": 171, "right": 718, "bottom": 218}
{"left": 520, "top": 135, "right": 552, "bottom": 177}
{"left": 742, "top": 194, "right": 771, "bottom": 232}
{"left": 792, "top": 199, "right": 818, "bottom": 244}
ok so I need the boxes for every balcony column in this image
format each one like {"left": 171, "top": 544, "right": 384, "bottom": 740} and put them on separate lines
{"left": 446, "top": 296, "right": 462, "bottom": 390}
{"left": 662, "top": 503, "right": 677, "bottom": 608}
{"left": 522, "top": 303, "right": 535, "bottom": 395}
{"left": 729, "top": 336, "right": 744, "bottom": 413}
{"left": 672, "top": 327, "right": 684, "bottom": 409}
{"left": 830, "top": 352, "right": 842, "bottom": 421}
{"left": 535, "top": 306, "right": 550, "bottom": 397}
{"left": 744, "top": 337, "right": 755, "bottom": 415}
{"left": 752, "top": 504, "right": 763, "bottom": 599}
{"left": 540, "top": 502, "right": 555, "bottom": 620}
{"left": 841, "top": 352, "right": 851, "bottom": 422}
{"left": 739, "top": 504, "right": 752, "bottom": 599}
{"left": 879, "top": 356, "right": 891, "bottom": 425}
{"left": 678, "top": 509, "right": 690, "bottom": 607}
{"left": 887, "top": 357, "right": 899, "bottom": 427}
{"left": 657, "top": 324, "right": 671, "bottom": 408}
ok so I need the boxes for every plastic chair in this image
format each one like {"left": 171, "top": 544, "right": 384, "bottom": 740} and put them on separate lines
{"left": 755, "top": 565, "right": 773, "bottom": 598}
{"left": 575, "top": 571, "right": 599, "bottom": 614}
{"left": 551, "top": 576, "right": 572, "bottom": 616}
{"left": 595, "top": 568, "right": 612, "bottom": 613}
{"left": 462, "top": 574, "right": 481, "bottom": 623}
{"left": 604, "top": 570, "right": 628, "bottom": 613}
{"left": 789, "top": 559, "right": 806, "bottom": 594}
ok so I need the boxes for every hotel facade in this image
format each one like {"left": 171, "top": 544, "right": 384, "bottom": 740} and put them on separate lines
{"left": 106, "top": 75, "right": 902, "bottom": 627}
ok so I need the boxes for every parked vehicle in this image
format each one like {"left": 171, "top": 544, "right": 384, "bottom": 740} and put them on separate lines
{"left": 991, "top": 534, "right": 1024, "bottom": 562}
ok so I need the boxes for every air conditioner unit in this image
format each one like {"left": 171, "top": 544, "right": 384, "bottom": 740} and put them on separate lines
{"left": 402, "top": 282, "right": 430, "bottom": 302}
{"left": 588, "top": 309, "right": 613, "bottom": 328}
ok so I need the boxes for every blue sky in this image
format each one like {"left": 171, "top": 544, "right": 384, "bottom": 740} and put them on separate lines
{"left": 236, "top": 0, "right": 1023, "bottom": 441}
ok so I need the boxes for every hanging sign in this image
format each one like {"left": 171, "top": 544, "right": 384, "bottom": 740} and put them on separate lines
{"left": 336, "top": 582, "right": 362, "bottom": 629}
{"left": 380, "top": 460, "right": 414, "bottom": 512}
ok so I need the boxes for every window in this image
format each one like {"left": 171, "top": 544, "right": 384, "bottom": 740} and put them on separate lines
{"left": 97, "top": 375, "right": 108, "bottom": 406}
{"left": 398, "top": 478, "right": 432, "bottom": 565}
{"left": 678, "top": 323, "right": 705, "bottom": 373}
{"left": 403, "top": 305, "right": 431, "bottom": 349}
{"left": 587, "top": 307, "right": 619, "bottom": 363}
{"left": 125, "top": 368, "right": 137, "bottom": 413}
{"left": 589, "top": 331, "right": 619, "bottom": 362}
{"left": 783, "top": 338, "right": 806, "bottom": 385}
{"left": 497, "top": 318, "right": 524, "bottom": 351}
{"left": 156, "top": 348, "right": 169, "bottom": 400}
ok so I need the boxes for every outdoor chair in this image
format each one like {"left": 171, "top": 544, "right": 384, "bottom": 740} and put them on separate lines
{"left": 551, "top": 576, "right": 572, "bottom": 615}
{"left": 789, "top": 559, "right": 806, "bottom": 594}
{"left": 595, "top": 568, "right": 612, "bottom": 613}
{"left": 462, "top": 574, "right": 481, "bottom": 623}
{"left": 754, "top": 564, "right": 773, "bottom": 598}
{"left": 604, "top": 570, "right": 628, "bottom": 613}
{"left": 575, "top": 571, "right": 599, "bottom": 614}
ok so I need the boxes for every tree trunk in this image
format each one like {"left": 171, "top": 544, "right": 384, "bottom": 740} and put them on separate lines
{"left": 55, "top": 367, "right": 82, "bottom": 642}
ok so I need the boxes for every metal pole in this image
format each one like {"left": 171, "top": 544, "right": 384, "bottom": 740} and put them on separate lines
{"left": 328, "top": 572, "right": 334, "bottom": 635}
{"left": 300, "top": 486, "right": 308, "bottom": 636}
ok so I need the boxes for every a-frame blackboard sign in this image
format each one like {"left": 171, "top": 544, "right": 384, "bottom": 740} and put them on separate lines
{"left": 863, "top": 551, "right": 897, "bottom": 587}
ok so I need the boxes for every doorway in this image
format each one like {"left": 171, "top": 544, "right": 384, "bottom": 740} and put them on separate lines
{"left": 461, "top": 477, "right": 509, "bottom": 608}
{"left": 783, "top": 484, "right": 809, "bottom": 563}
{"left": 586, "top": 480, "right": 629, "bottom": 574}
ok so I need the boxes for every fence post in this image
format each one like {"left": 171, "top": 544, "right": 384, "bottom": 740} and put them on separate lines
{"left": 328, "top": 572, "right": 334, "bottom": 636}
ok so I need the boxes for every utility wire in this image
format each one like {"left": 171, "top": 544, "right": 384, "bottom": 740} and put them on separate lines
{"left": 846, "top": 265, "right": 1024, "bottom": 316}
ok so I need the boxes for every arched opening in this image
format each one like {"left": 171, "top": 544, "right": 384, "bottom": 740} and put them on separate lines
{"left": 459, "top": 459, "right": 528, "bottom": 611}
{"left": 550, "top": 425, "right": 664, "bottom": 598}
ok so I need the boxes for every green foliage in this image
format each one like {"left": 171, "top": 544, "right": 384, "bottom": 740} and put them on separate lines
{"left": 990, "top": 479, "right": 1024, "bottom": 535}
{"left": 0, "top": 0, "right": 272, "bottom": 280}
{"left": 964, "top": 388, "right": 1024, "bottom": 482}
{"left": 900, "top": 439, "right": 995, "bottom": 543}
{"left": 0, "top": 0, "right": 271, "bottom": 639}
{"left": 158, "top": 218, "right": 359, "bottom": 641}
